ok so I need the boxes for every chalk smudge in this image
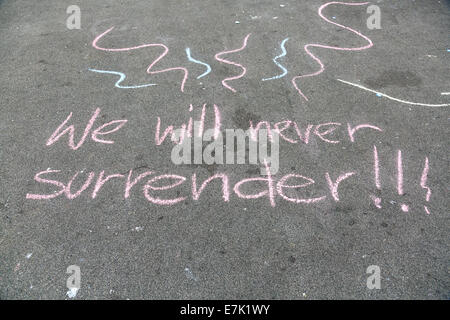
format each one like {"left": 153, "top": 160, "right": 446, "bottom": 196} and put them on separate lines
{"left": 292, "top": 2, "right": 373, "bottom": 101}
{"left": 88, "top": 68, "right": 157, "bottom": 89}
{"left": 371, "top": 195, "right": 382, "bottom": 209}
{"left": 262, "top": 38, "right": 289, "bottom": 81}
{"left": 337, "top": 79, "right": 450, "bottom": 107}
{"left": 214, "top": 34, "right": 251, "bottom": 92}
{"left": 66, "top": 288, "right": 79, "bottom": 298}
{"left": 185, "top": 48, "right": 212, "bottom": 79}
{"left": 92, "top": 26, "right": 188, "bottom": 92}
{"left": 184, "top": 267, "right": 198, "bottom": 281}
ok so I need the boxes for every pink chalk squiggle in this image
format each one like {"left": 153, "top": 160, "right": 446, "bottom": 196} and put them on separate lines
{"left": 292, "top": 2, "right": 373, "bottom": 101}
{"left": 92, "top": 27, "right": 188, "bottom": 92}
{"left": 214, "top": 34, "right": 251, "bottom": 93}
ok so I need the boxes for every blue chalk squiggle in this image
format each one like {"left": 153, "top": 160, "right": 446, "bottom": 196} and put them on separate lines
{"left": 185, "top": 48, "right": 212, "bottom": 79}
{"left": 262, "top": 38, "right": 289, "bottom": 81}
{"left": 88, "top": 68, "right": 157, "bottom": 89}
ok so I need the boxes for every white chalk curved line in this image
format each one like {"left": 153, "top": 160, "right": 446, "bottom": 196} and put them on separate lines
{"left": 337, "top": 79, "right": 450, "bottom": 107}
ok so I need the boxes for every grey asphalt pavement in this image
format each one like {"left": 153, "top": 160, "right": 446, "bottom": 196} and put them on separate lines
{"left": 0, "top": 0, "right": 449, "bottom": 299}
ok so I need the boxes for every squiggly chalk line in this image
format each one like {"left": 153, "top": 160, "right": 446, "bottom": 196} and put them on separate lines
{"left": 88, "top": 68, "right": 157, "bottom": 89}
{"left": 92, "top": 27, "right": 188, "bottom": 92}
{"left": 337, "top": 79, "right": 450, "bottom": 107}
{"left": 262, "top": 38, "right": 289, "bottom": 81}
{"left": 214, "top": 34, "right": 251, "bottom": 92}
{"left": 185, "top": 48, "right": 211, "bottom": 79}
{"left": 292, "top": 2, "right": 373, "bottom": 101}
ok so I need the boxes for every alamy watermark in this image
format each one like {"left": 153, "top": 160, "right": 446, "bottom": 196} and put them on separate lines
{"left": 366, "top": 265, "right": 381, "bottom": 289}
{"left": 171, "top": 122, "right": 279, "bottom": 175}
{"left": 367, "top": 5, "right": 381, "bottom": 30}
{"left": 66, "top": 5, "right": 81, "bottom": 29}
{"left": 66, "top": 265, "right": 81, "bottom": 298}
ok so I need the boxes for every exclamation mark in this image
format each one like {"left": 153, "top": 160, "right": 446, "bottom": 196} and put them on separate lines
{"left": 370, "top": 145, "right": 382, "bottom": 208}
{"left": 397, "top": 150, "right": 409, "bottom": 212}
{"left": 420, "top": 157, "right": 431, "bottom": 215}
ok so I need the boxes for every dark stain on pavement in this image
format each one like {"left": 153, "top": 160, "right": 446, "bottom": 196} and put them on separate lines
{"left": 364, "top": 70, "right": 422, "bottom": 89}
{"left": 232, "top": 107, "right": 262, "bottom": 129}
